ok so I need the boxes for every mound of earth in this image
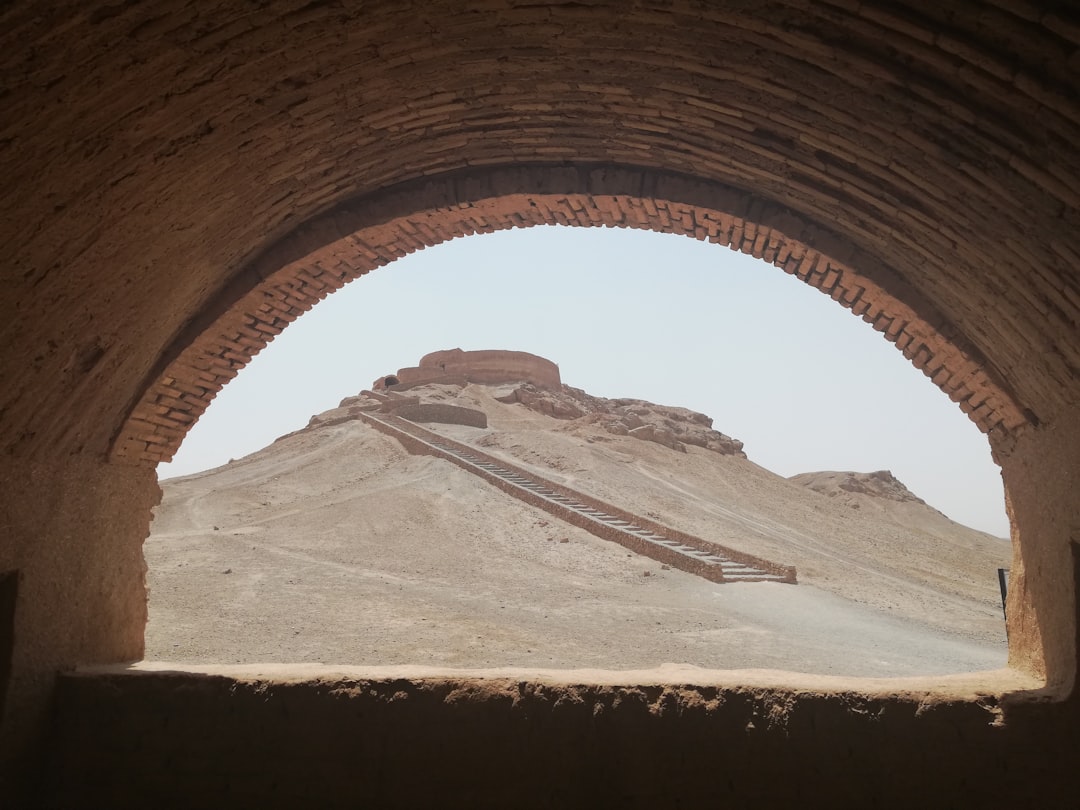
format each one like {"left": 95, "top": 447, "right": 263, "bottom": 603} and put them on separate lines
{"left": 147, "top": 376, "right": 1010, "bottom": 677}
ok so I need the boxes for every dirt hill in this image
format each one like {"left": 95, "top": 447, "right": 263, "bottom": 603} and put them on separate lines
{"left": 145, "top": 380, "right": 1011, "bottom": 677}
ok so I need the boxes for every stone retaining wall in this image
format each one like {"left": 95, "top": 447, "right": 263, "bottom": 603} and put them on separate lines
{"left": 379, "top": 395, "right": 420, "bottom": 413}
{"left": 378, "top": 375, "right": 469, "bottom": 394}
{"left": 394, "top": 403, "right": 488, "bottom": 429}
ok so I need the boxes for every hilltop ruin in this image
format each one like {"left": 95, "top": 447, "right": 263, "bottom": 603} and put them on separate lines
{"left": 373, "top": 348, "right": 561, "bottom": 392}
{"left": 370, "top": 349, "right": 746, "bottom": 457}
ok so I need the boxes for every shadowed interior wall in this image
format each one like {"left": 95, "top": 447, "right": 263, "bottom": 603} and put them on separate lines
{"left": 1, "top": 1, "right": 1078, "bottom": 806}
{"left": 45, "top": 664, "right": 1080, "bottom": 810}
{"left": 0, "top": 458, "right": 158, "bottom": 794}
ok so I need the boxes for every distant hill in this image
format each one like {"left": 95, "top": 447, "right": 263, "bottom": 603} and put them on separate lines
{"left": 789, "top": 469, "right": 929, "bottom": 506}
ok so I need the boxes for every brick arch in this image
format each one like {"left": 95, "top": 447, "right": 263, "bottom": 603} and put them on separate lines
{"left": 110, "top": 164, "right": 1030, "bottom": 466}
{"left": 6, "top": 2, "right": 1080, "bottom": 804}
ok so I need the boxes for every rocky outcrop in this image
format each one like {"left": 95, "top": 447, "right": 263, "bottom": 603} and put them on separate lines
{"left": 315, "top": 351, "right": 746, "bottom": 458}
{"left": 788, "top": 470, "right": 928, "bottom": 507}
{"left": 495, "top": 384, "right": 587, "bottom": 420}
{"left": 496, "top": 383, "right": 746, "bottom": 457}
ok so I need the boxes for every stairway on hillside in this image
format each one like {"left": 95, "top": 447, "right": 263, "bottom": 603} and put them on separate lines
{"left": 359, "top": 412, "right": 796, "bottom": 585}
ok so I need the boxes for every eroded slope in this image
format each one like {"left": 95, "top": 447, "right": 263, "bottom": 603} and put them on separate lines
{"left": 146, "top": 382, "right": 1008, "bottom": 675}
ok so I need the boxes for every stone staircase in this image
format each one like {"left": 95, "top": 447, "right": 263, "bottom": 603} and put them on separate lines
{"left": 359, "top": 412, "right": 796, "bottom": 585}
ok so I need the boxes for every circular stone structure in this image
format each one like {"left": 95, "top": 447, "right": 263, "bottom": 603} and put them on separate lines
{"left": 373, "top": 348, "right": 562, "bottom": 393}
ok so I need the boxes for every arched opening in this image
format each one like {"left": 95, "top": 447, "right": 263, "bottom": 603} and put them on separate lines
{"left": 139, "top": 201, "right": 1023, "bottom": 678}
{"left": 112, "top": 166, "right": 1032, "bottom": 466}
{"left": 6, "top": 3, "right": 1080, "bottom": 804}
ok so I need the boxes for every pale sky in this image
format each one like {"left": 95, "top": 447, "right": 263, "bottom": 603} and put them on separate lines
{"left": 158, "top": 225, "right": 1010, "bottom": 538}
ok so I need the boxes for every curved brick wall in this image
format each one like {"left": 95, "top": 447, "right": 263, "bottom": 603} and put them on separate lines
{"left": 393, "top": 403, "right": 488, "bottom": 429}
{"left": 376, "top": 375, "right": 470, "bottom": 394}
{"left": 2, "top": 3, "right": 1073, "bottom": 468}
{"left": 419, "top": 349, "right": 562, "bottom": 390}
{"left": 3, "top": 2, "right": 1080, "bottom": 805}
{"left": 377, "top": 350, "right": 560, "bottom": 392}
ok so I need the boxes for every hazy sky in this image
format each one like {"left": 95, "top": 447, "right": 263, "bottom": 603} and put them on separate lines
{"left": 159, "top": 225, "right": 1009, "bottom": 537}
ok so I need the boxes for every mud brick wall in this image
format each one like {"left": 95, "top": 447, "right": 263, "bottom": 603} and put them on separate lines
{"left": 379, "top": 396, "right": 421, "bottom": 413}
{"left": 394, "top": 404, "right": 488, "bottom": 429}
{"left": 4, "top": 1, "right": 1080, "bottom": 805}
{"left": 417, "top": 349, "right": 562, "bottom": 391}
{"left": 379, "top": 374, "right": 469, "bottom": 393}
{"left": 375, "top": 349, "right": 560, "bottom": 393}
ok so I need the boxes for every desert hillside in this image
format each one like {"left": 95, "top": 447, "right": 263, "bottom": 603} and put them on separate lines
{"left": 146, "top": 372, "right": 1011, "bottom": 677}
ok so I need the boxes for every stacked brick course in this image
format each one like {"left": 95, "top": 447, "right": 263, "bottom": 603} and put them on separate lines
{"left": 0, "top": 1, "right": 1073, "bottom": 470}
{"left": 110, "top": 170, "right": 1031, "bottom": 464}
{"left": 393, "top": 403, "right": 488, "bottom": 429}
{"left": 373, "top": 349, "right": 560, "bottom": 392}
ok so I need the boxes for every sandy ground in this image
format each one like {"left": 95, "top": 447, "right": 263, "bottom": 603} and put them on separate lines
{"left": 146, "top": 384, "right": 1011, "bottom": 677}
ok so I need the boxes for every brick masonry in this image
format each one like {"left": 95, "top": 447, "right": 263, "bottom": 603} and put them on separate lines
{"left": 392, "top": 403, "right": 488, "bottom": 429}
{"left": 3, "top": 3, "right": 1080, "bottom": 804}
{"left": 1, "top": 1, "right": 1075, "bottom": 472}
{"left": 109, "top": 168, "right": 1034, "bottom": 465}
{"left": 373, "top": 349, "right": 560, "bottom": 394}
